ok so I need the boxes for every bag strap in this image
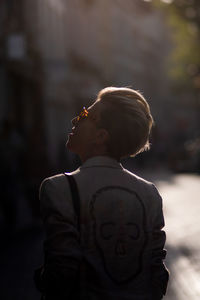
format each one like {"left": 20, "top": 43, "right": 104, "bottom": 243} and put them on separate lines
{"left": 64, "top": 173, "right": 81, "bottom": 232}
{"left": 64, "top": 173, "right": 88, "bottom": 299}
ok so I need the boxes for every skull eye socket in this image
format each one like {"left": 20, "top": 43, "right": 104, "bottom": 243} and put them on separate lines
{"left": 126, "top": 223, "right": 140, "bottom": 240}
{"left": 100, "top": 222, "right": 115, "bottom": 240}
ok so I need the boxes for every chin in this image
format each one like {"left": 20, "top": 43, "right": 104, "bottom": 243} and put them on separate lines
{"left": 66, "top": 139, "right": 78, "bottom": 155}
{"left": 66, "top": 137, "right": 73, "bottom": 150}
{"left": 66, "top": 140, "right": 73, "bottom": 151}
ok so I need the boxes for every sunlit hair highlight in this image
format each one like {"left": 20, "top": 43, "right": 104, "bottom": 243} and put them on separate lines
{"left": 95, "top": 87, "right": 154, "bottom": 159}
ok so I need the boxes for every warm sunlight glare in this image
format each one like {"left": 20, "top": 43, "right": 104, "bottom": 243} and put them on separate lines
{"left": 161, "top": 0, "right": 174, "bottom": 4}
{"left": 49, "top": 0, "right": 64, "bottom": 14}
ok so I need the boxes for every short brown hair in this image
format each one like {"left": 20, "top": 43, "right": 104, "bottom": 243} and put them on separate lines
{"left": 96, "top": 87, "right": 153, "bottom": 159}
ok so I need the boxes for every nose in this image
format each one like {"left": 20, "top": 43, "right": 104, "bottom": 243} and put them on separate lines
{"left": 115, "top": 240, "right": 126, "bottom": 256}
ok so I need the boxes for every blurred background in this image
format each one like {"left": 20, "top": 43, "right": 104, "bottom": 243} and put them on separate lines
{"left": 0, "top": 0, "right": 200, "bottom": 299}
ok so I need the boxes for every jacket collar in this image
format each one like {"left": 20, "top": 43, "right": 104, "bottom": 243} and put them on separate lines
{"left": 80, "top": 156, "right": 123, "bottom": 170}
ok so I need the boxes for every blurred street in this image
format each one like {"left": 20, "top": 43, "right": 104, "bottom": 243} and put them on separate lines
{"left": 1, "top": 170, "right": 200, "bottom": 299}
{"left": 145, "top": 171, "right": 200, "bottom": 300}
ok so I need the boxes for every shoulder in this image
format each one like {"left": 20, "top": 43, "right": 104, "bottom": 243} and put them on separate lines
{"left": 39, "top": 173, "right": 65, "bottom": 194}
{"left": 122, "top": 167, "right": 154, "bottom": 187}
{"left": 41, "top": 173, "right": 66, "bottom": 185}
{"left": 122, "top": 168, "right": 162, "bottom": 203}
{"left": 40, "top": 168, "right": 80, "bottom": 190}
{"left": 39, "top": 173, "right": 78, "bottom": 218}
{"left": 39, "top": 168, "right": 81, "bottom": 200}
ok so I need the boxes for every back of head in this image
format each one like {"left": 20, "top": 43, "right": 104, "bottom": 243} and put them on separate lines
{"left": 96, "top": 87, "right": 153, "bottom": 160}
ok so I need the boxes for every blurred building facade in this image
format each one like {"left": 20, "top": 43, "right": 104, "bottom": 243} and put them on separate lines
{"left": 0, "top": 0, "right": 198, "bottom": 173}
{"left": 24, "top": 0, "right": 171, "bottom": 166}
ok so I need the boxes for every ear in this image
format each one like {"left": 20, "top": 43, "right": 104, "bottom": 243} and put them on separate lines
{"left": 95, "top": 128, "right": 109, "bottom": 145}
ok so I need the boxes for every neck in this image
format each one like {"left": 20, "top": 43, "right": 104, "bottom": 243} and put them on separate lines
{"left": 80, "top": 146, "right": 110, "bottom": 163}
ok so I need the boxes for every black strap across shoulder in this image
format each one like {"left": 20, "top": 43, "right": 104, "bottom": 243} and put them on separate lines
{"left": 64, "top": 173, "right": 81, "bottom": 232}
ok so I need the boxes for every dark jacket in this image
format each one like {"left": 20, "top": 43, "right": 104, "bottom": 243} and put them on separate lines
{"left": 38, "top": 156, "right": 169, "bottom": 299}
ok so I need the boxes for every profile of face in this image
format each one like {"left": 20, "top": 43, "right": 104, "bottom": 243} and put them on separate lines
{"left": 66, "top": 101, "right": 108, "bottom": 162}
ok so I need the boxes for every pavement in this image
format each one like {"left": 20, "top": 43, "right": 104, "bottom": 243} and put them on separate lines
{"left": 156, "top": 173, "right": 200, "bottom": 300}
{"left": 1, "top": 170, "right": 200, "bottom": 299}
{"left": 141, "top": 170, "right": 200, "bottom": 300}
